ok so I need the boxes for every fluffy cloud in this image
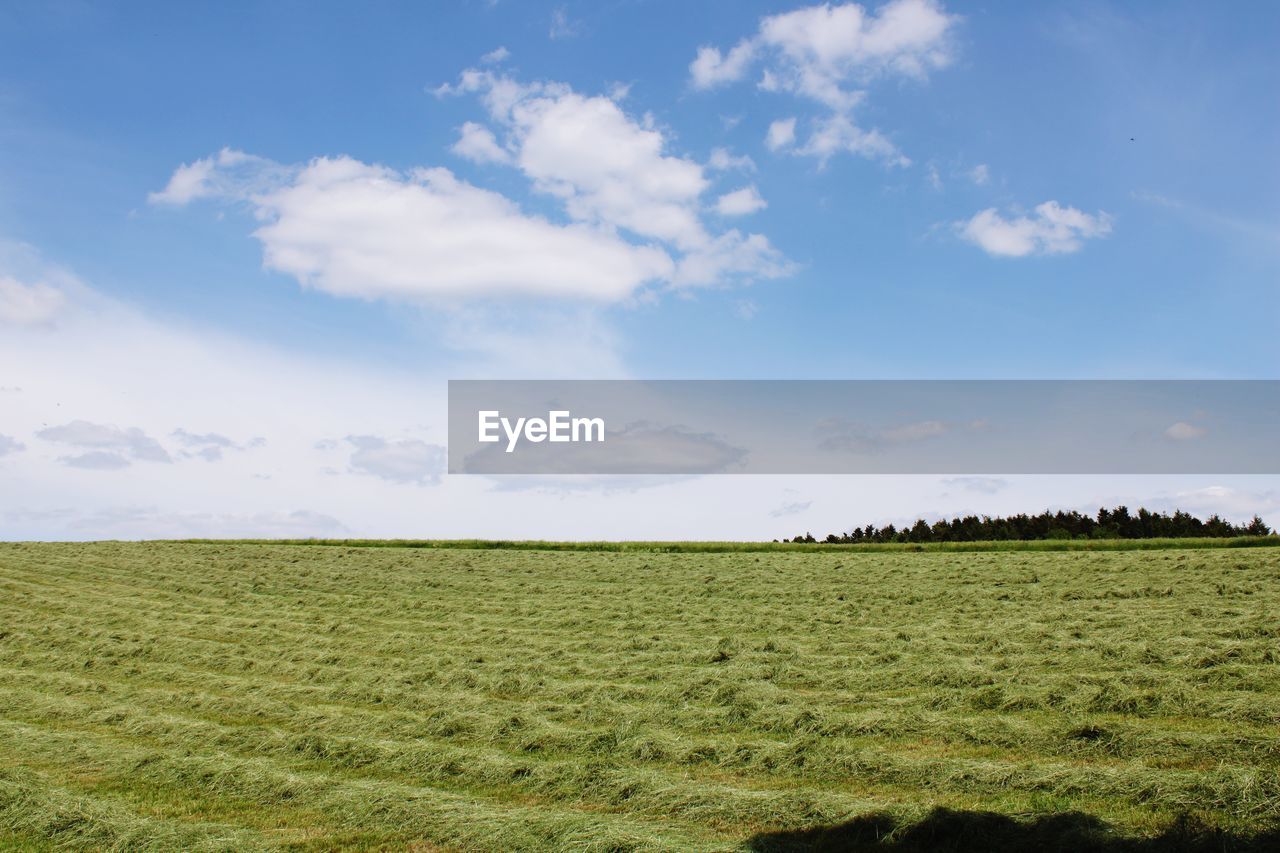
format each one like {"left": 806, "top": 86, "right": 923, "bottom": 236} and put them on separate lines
{"left": 693, "top": 0, "right": 956, "bottom": 101}
{"left": 38, "top": 420, "right": 172, "bottom": 468}
{"left": 1165, "top": 422, "right": 1208, "bottom": 441}
{"left": 452, "top": 121, "right": 512, "bottom": 165}
{"left": 62, "top": 451, "right": 132, "bottom": 470}
{"left": 689, "top": 39, "right": 759, "bottom": 90}
{"left": 507, "top": 90, "right": 708, "bottom": 246}
{"left": 148, "top": 147, "right": 286, "bottom": 206}
{"left": 764, "top": 114, "right": 903, "bottom": 165}
{"left": 766, "top": 118, "right": 798, "bottom": 151}
{"left": 0, "top": 434, "right": 26, "bottom": 457}
{"left": 437, "top": 68, "right": 791, "bottom": 287}
{"left": 691, "top": 0, "right": 956, "bottom": 163}
{"left": 673, "top": 232, "right": 792, "bottom": 287}
{"left": 716, "top": 185, "right": 767, "bottom": 216}
{"left": 707, "top": 147, "right": 756, "bottom": 172}
{"left": 959, "top": 202, "right": 1112, "bottom": 257}
{"left": 345, "top": 435, "right": 446, "bottom": 485}
{"left": 154, "top": 69, "right": 792, "bottom": 303}
{"left": 793, "top": 114, "right": 906, "bottom": 166}
{"left": 155, "top": 153, "right": 672, "bottom": 302}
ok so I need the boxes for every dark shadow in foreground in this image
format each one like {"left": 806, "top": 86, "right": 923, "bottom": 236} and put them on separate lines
{"left": 745, "top": 808, "right": 1280, "bottom": 853}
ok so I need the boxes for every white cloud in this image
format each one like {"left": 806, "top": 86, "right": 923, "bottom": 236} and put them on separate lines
{"left": 689, "top": 40, "right": 760, "bottom": 89}
{"left": 259, "top": 159, "right": 675, "bottom": 301}
{"left": 147, "top": 147, "right": 285, "bottom": 205}
{"left": 766, "top": 117, "right": 797, "bottom": 150}
{"left": 672, "top": 230, "right": 792, "bottom": 287}
{"left": 752, "top": 0, "right": 956, "bottom": 107}
{"left": 155, "top": 70, "right": 793, "bottom": 302}
{"left": 62, "top": 451, "right": 132, "bottom": 470}
{"left": 716, "top": 185, "right": 767, "bottom": 216}
{"left": 707, "top": 147, "right": 756, "bottom": 172}
{"left": 480, "top": 46, "right": 510, "bottom": 64}
{"left": 452, "top": 121, "right": 512, "bottom": 164}
{"left": 345, "top": 435, "right": 446, "bottom": 485}
{"left": 968, "top": 163, "right": 990, "bottom": 185}
{"left": 1165, "top": 422, "right": 1207, "bottom": 441}
{"left": 691, "top": 1, "right": 956, "bottom": 163}
{"left": 506, "top": 89, "right": 709, "bottom": 247}
{"left": 37, "top": 420, "right": 172, "bottom": 466}
{"left": 436, "top": 69, "right": 792, "bottom": 287}
{"left": 155, "top": 153, "right": 672, "bottom": 302}
{"left": 959, "top": 201, "right": 1112, "bottom": 257}
{"left": 0, "top": 275, "right": 67, "bottom": 327}
{"left": 794, "top": 114, "right": 907, "bottom": 166}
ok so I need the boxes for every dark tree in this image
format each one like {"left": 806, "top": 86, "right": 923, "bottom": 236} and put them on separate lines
{"left": 791, "top": 507, "right": 1272, "bottom": 545}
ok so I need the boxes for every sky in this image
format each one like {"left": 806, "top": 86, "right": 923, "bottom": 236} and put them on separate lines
{"left": 1, "top": 0, "right": 1277, "bottom": 540}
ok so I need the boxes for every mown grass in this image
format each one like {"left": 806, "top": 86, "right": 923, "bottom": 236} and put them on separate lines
{"left": 1, "top": 542, "right": 1278, "bottom": 850}
{"left": 166, "top": 535, "right": 1280, "bottom": 553}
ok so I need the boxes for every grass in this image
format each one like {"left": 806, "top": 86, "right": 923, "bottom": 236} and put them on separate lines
{"left": 166, "top": 535, "right": 1280, "bottom": 553}
{"left": 1, "top": 541, "right": 1278, "bottom": 850}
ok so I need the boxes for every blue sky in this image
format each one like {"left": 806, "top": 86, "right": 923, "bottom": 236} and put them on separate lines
{"left": 1, "top": 1, "right": 1277, "bottom": 539}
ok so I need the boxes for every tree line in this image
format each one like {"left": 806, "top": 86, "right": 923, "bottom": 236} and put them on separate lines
{"left": 782, "top": 506, "right": 1274, "bottom": 544}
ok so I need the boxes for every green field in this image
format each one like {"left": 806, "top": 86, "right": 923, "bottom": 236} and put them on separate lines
{"left": 2, "top": 542, "right": 1278, "bottom": 851}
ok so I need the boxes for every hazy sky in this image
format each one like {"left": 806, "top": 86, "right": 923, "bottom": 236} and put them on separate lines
{"left": 2, "top": 1, "right": 1277, "bottom": 539}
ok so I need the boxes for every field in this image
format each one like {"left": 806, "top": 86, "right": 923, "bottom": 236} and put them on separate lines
{"left": 2, "top": 542, "right": 1279, "bottom": 851}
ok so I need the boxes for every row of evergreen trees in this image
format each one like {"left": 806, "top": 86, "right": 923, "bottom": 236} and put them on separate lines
{"left": 783, "top": 506, "right": 1273, "bottom": 544}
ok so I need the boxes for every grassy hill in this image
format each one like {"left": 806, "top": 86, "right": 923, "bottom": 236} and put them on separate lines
{"left": 2, "top": 542, "right": 1278, "bottom": 850}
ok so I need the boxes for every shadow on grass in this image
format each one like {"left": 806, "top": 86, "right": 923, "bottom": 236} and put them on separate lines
{"left": 745, "top": 808, "right": 1280, "bottom": 853}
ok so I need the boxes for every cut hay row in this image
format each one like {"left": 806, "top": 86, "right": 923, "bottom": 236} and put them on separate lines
{"left": 2, "top": 542, "right": 1278, "bottom": 849}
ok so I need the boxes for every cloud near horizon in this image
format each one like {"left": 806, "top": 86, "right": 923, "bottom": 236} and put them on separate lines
{"left": 37, "top": 420, "right": 172, "bottom": 469}
{"left": 344, "top": 435, "right": 447, "bottom": 485}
